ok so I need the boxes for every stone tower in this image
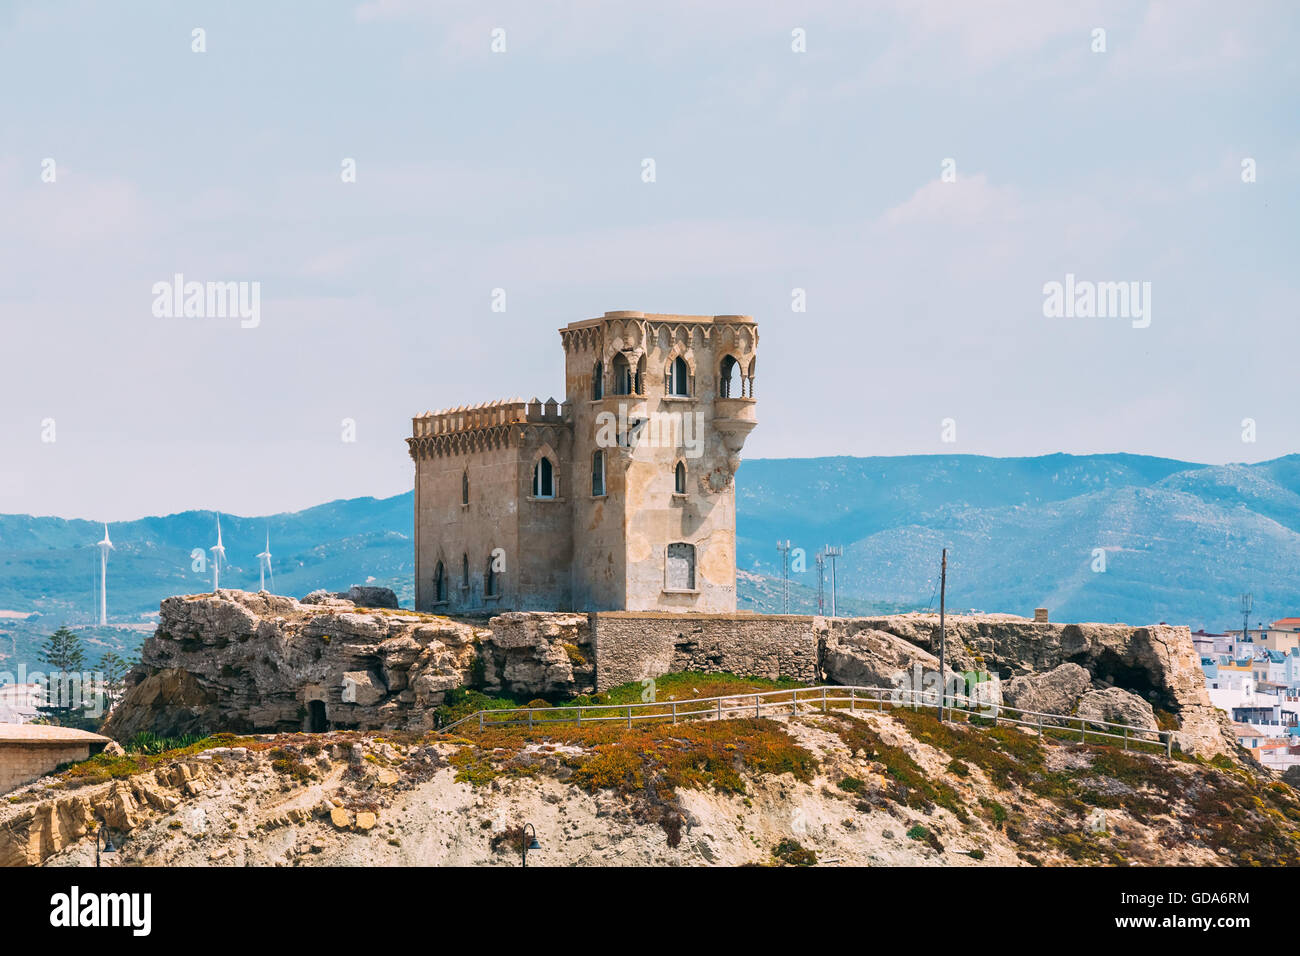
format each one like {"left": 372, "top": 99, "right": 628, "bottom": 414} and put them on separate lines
{"left": 562, "top": 311, "right": 758, "bottom": 612}
{"left": 408, "top": 310, "right": 757, "bottom": 613}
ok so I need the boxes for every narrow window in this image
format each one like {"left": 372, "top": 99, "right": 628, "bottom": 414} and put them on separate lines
{"left": 669, "top": 356, "right": 689, "bottom": 396}
{"left": 434, "top": 561, "right": 446, "bottom": 602}
{"left": 666, "top": 542, "right": 696, "bottom": 590}
{"left": 532, "top": 457, "right": 555, "bottom": 498}
{"left": 635, "top": 355, "right": 645, "bottom": 394}
{"left": 461, "top": 553, "right": 469, "bottom": 590}
{"left": 719, "top": 355, "right": 740, "bottom": 397}
{"left": 485, "top": 555, "right": 498, "bottom": 597}
{"left": 461, "top": 470, "right": 469, "bottom": 505}
{"left": 612, "top": 353, "right": 632, "bottom": 395}
{"left": 592, "top": 451, "right": 606, "bottom": 496}
{"left": 674, "top": 460, "right": 686, "bottom": 494}
{"left": 592, "top": 360, "right": 604, "bottom": 400}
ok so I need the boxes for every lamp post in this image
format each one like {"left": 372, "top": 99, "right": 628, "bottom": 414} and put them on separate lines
{"left": 94, "top": 820, "right": 116, "bottom": 868}
{"left": 520, "top": 822, "right": 540, "bottom": 868}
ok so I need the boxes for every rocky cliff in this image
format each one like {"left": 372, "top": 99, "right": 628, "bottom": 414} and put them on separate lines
{"left": 101, "top": 591, "right": 593, "bottom": 740}
{"left": 4, "top": 704, "right": 1290, "bottom": 868}
{"left": 102, "top": 591, "right": 1233, "bottom": 760}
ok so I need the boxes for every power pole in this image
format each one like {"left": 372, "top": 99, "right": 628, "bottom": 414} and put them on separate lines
{"left": 1241, "top": 593, "right": 1253, "bottom": 647}
{"left": 776, "top": 540, "right": 791, "bottom": 614}
{"left": 938, "top": 548, "right": 947, "bottom": 722}
{"left": 815, "top": 551, "right": 826, "bottom": 616}
{"left": 824, "top": 546, "right": 842, "bottom": 618}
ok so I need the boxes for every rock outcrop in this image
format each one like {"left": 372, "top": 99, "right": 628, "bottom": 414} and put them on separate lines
{"left": 102, "top": 591, "right": 595, "bottom": 739}
{"left": 1001, "top": 663, "right": 1093, "bottom": 717}
{"left": 103, "top": 593, "right": 1232, "bottom": 759}
{"left": 1077, "top": 686, "right": 1159, "bottom": 733}
{"left": 302, "top": 585, "right": 400, "bottom": 609}
{"left": 823, "top": 615, "right": 1231, "bottom": 757}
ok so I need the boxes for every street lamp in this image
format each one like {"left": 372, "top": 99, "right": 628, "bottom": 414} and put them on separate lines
{"left": 94, "top": 820, "right": 116, "bottom": 868}
{"left": 520, "top": 823, "right": 540, "bottom": 868}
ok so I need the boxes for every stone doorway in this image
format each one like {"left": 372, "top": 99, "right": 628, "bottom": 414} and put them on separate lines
{"left": 307, "top": 699, "right": 328, "bottom": 733}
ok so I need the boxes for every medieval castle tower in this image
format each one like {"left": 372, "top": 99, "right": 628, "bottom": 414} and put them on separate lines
{"left": 407, "top": 311, "right": 758, "bottom": 613}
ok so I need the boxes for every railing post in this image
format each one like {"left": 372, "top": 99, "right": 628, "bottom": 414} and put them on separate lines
{"left": 627, "top": 706, "right": 632, "bottom": 729}
{"left": 849, "top": 688, "right": 855, "bottom": 713}
{"left": 717, "top": 699, "right": 722, "bottom": 721}
{"left": 478, "top": 712, "right": 484, "bottom": 731}
{"left": 528, "top": 709, "right": 534, "bottom": 731}
{"left": 822, "top": 687, "right": 827, "bottom": 713}
{"left": 1123, "top": 725, "right": 1128, "bottom": 750}
{"left": 672, "top": 701, "right": 677, "bottom": 725}
{"left": 792, "top": 689, "right": 798, "bottom": 716}
{"left": 1166, "top": 732, "right": 1172, "bottom": 758}
{"left": 1080, "top": 718, "right": 1086, "bottom": 743}
{"left": 755, "top": 695, "right": 761, "bottom": 718}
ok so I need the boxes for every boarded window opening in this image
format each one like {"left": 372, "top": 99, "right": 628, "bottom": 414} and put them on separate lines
{"left": 666, "top": 542, "right": 696, "bottom": 590}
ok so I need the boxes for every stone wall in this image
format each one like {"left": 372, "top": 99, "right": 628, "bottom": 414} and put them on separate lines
{"left": 591, "top": 612, "right": 820, "bottom": 690}
{"left": 0, "top": 743, "right": 99, "bottom": 794}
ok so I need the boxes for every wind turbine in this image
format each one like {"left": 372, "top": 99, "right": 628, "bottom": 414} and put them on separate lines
{"left": 257, "top": 528, "right": 274, "bottom": 593}
{"left": 209, "top": 513, "right": 227, "bottom": 592}
{"left": 96, "top": 523, "right": 114, "bottom": 626}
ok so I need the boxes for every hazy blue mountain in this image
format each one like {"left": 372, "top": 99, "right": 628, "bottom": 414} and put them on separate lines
{"left": 3, "top": 452, "right": 1298, "bottom": 668}
{"left": 736, "top": 453, "right": 1300, "bottom": 629}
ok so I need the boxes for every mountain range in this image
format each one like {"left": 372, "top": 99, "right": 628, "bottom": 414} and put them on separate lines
{"left": 3, "top": 452, "right": 1298, "bottom": 667}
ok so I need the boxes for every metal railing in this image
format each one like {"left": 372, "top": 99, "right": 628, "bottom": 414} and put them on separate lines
{"left": 438, "top": 684, "right": 1176, "bottom": 757}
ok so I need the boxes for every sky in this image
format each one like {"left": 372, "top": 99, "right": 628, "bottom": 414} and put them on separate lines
{"left": 1, "top": 0, "right": 1297, "bottom": 520}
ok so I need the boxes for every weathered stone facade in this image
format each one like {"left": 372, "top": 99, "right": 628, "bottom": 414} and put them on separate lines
{"left": 407, "top": 311, "right": 758, "bottom": 614}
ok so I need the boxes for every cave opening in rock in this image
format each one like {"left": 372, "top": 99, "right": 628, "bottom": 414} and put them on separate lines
{"left": 1074, "top": 649, "right": 1178, "bottom": 714}
{"left": 307, "top": 699, "right": 328, "bottom": 733}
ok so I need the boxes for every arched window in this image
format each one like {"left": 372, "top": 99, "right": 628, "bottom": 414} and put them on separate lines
{"left": 634, "top": 355, "right": 645, "bottom": 394}
{"left": 461, "top": 553, "right": 469, "bottom": 590}
{"left": 668, "top": 356, "right": 690, "bottom": 397}
{"left": 433, "top": 561, "right": 446, "bottom": 603}
{"left": 592, "top": 451, "right": 606, "bottom": 496}
{"left": 719, "top": 355, "right": 741, "bottom": 397}
{"left": 592, "top": 360, "right": 604, "bottom": 400}
{"left": 674, "top": 460, "right": 686, "bottom": 494}
{"left": 666, "top": 542, "right": 696, "bottom": 590}
{"left": 532, "top": 457, "right": 555, "bottom": 498}
{"left": 612, "top": 353, "right": 632, "bottom": 395}
{"left": 485, "top": 555, "right": 498, "bottom": 597}
{"left": 461, "top": 470, "right": 469, "bottom": 505}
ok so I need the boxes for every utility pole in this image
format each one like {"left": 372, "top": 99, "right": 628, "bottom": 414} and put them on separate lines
{"left": 824, "top": 546, "right": 842, "bottom": 618}
{"left": 776, "top": 540, "right": 791, "bottom": 614}
{"left": 815, "top": 551, "right": 826, "bottom": 616}
{"left": 938, "top": 548, "right": 947, "bottom": 722}
{"left": 1241, "top": 593, "right": 1253, "bottom": 647}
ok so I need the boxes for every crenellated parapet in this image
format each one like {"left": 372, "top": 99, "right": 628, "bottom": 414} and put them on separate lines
{"left": 407, "top": 397, "right": 570, "bottom": 461}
